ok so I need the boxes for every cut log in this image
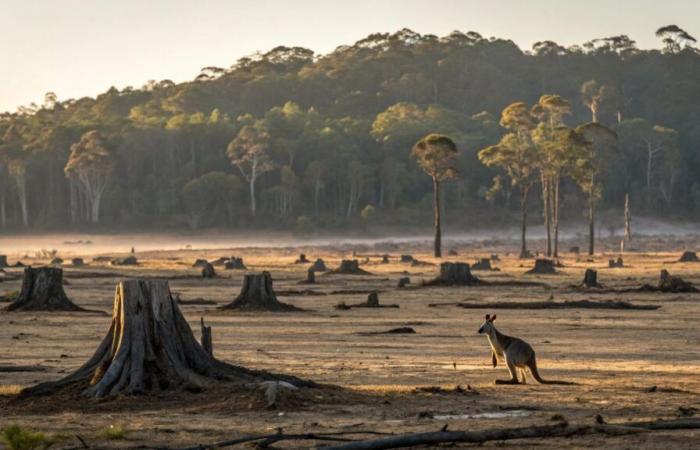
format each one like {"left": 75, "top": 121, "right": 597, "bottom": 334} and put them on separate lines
{"left": 430, "top": 299, "right": 660, "bottom": 310}
{"left": 111, "top": 256, "right": 138, "bottom": 266}
{"left": 424, "top": 262, "right": 479, "bottom": 286}
{"left": 525, "top": 259, "right": 557, "bottom": 275}
{"left": 224, "top": 257, "right": 247, "bottom": 270}
{"left": 657, "top": 269, "right": 698, "bottom": 293}
{"left": 471, "top": 258, "right": 493, "bottom": 271}
{"left": 328, "top": 260, "right": 371, "bottom": 275}
{"left": 294, "top": 254, "right": 309, "bottom": 264}
{"left": 71, "top": 258, "right": 85, "bottom": 267}
{"left": 310, "top": 258, "right": 327, "bottom": 272}
{"left": 397, "top": 277, "right": 411, "bottom": 288}
{"left": 201, "top": 262, "right": 216, "bottom": 278}
{"left": 21, "top": 279, "right": 312, "bottom": 398}
{"left": 5, "top": 267, "right": 84, "bottom": 312}
{"left": 201, "top": 317, "right": 213, "bottom": 357}
{"left": 221, "top": 272, "right": 301, "bottom": 311}
{"left": 580, "top": 268, "right": 601, "bottom": 288}
{"left": 679, "top": 251, "right": 699, "bottom": 262}
{"left": 0, "top": 255, "right": 8, "bottom": 268}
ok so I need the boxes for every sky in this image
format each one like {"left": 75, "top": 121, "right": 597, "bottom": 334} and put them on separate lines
{"left": 1, "top": 0, "right": 699, "bottom": 113}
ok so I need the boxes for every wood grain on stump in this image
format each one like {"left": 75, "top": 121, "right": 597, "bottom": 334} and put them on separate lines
{"left": 5, "top": 267, "right": 84, "bottom": 312}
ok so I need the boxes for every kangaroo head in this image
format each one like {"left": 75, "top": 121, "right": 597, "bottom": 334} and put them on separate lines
{"left": 478, "top": 314, "right": 497, "bottom": 334}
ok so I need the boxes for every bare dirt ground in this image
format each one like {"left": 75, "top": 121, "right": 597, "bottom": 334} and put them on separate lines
{"left": 1, "top": 236, "right": 700, "bottom": 448}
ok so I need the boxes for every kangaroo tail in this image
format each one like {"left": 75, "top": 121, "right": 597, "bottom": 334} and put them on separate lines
{"left": 528, "top": 355, "right": 577, "bottom": 385}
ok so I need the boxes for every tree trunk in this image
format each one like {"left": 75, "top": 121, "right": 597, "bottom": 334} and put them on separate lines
{"left": 433, "top": 176, "right": 442, "bottom": 258}
{"left": 624, "top": 192, "right": 631, "bottom": 244}
{"left": 0, "top": 190, "right": 6, "bottom": 228}
{"left": 519, "top": 187, "right": 529, "bottom": 258}
{"left": 16, "top": 173, "right": 29, "bottom": 227}
{"left": 425, "top": 262, "right": 479, "bottom": 286}
{"left": 21, "top": 279, "right": 313, "bottom": 398}
{"left": 221, "top": 272, "right": 300, "bottom": 311}
{"left": 552, "top": 176, "right": 560, "bottom": 258}
{"left": 200, "top": 317, "right": 213, "bottom": 357}
{"left": 5, "top": 267, "right": 84, "bottom": 312}
{"left": 542, "top": 174, "right": 551, "bottom": 257}
{"left": 646, "top": 145, "right": 653, "bottom": 208}
{"left": 588, "top": 195, "right": 595, "bottom": 256}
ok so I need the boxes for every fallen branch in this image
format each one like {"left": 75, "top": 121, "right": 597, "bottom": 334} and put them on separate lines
{"left": 429, "top": 299, "right": 660, "bottom": 310}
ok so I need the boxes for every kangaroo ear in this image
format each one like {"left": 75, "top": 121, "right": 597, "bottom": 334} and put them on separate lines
{"left": 485, "top": 314, "right": 490, "bottom": 320}
{"left": 491, "top": 314, "right": 497, "bottom": 322}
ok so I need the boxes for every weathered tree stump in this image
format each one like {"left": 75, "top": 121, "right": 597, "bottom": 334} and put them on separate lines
{"left": 50, "top": 257, "right": 63, "bottom": 266}
{"left": 221, "top": 272, "right": 300, "bottom": 311}
{"left": 111, "top": 256, "right": 138, "bottom": 266}
{"left": 304, "top": 268, "right": 316, "bottom": 284}
{"left": 71, "top": 258, "right": 85, "bottom": 267}
{"left": 200, "top": 317, "right": 213, "bottom": 357}
{"left": 224, "top": 257, "right": 247, "bottom": 270}
{"left": 525, "top": 259, "right": 557, "bottom": 275}
{"left": 295, "top": 254, "right": 309, "bottom": 264}
{"left": 471, "top": 258, "right": 493, "bottom": 271}
{"left": 397, "top": 277, "right": 411, "bottom": 288}
{"left": 21, "top": 279, "right": 311, "bottom": 398}
{"left": 400, "top": 255, "right": 414, "bottom": 263}
{"left": 580, "top": 268, "right": 602, "bottom": 288}
{"left": 425, "top": 262, "right": 479, "bottom": 286}
{"left": 328, "top": 260, "right": 371, "bottom": 275}
{"left": 366, "top": 292, "right": 379, "bottom": 306}
{"left": 679, "top": 251, "right": 699, "bottom": 262}
{"left": 310, "top": 258, "right": 327, "bottom": 272}
{"left": 381, "top": 254, "right": 390, "bottom": 264}
{"left": 5, "top": 267, "right": 84, "bottom": 312}
{"left": 608, "top": 257, "right": 624, "bottom": 268}
{"left": 193, "top": 259, "right": 209, "bottom": 268}
{"left": 335, "top": 291, "right": 399, "bottom": 310}
{"left": 657, "top": 269, "right": 698, "bottom": 292}
{"left": 0, "top": 255, "right": 8, "bottom": 268}
{"left": 201, "top": 262, "right": 216, "bottom": 278}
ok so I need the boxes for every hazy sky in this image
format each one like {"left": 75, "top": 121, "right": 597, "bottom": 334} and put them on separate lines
{"left": 1, "top": 0, "right": 698, "bottom": 113}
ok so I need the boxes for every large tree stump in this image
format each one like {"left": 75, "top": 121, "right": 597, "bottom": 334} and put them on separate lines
{"left": 425, "top": 262, "right": 479, "bottom": 286}
{"left": 5, "top": 267, "right": 84, "bottom": 312}
{"left": 221, "top": 272, "right": 300, "bottom": 311}
{"left": 679, "top": 251, "right": 699, "bottom": 262}
{"left": 328, "top": 260, "right": 371, "bottom": 275}
{"left": 525, "top": 259, "right": 557, "bottom": 275}
{"left": 201, "top": 262, "right": 216, "bottom": 279}
{"left": 224, "top": 257, "right": 247, "bottom": 270}
{"left": 310, "top": 258, "right": 327, "bottom": 272}
{"left": 0, "top": 255, "right": 8, "bottom": 268}
{"left": 22, "top": 279, "right": 312, "bottom": 398}
{"left": 580, "top": 268, "right": 602, "bottom": 288}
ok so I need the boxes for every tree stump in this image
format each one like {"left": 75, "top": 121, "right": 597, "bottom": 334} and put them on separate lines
{"left": 397, "top": 277, "right": 411, "bottom": 288}
{"left": 471, "top": 258, "right": 493, "bottom": 271}
{"left": 212, "top": 257, "right": 230, "bottom": 266}
{"left": 201, "top": 262, "right": 216, "bottom": 278}
{"left": 5, "top": 267, "right": 84, "bottom": 312}
{"left": 22, "top": 279, "right": 312, "bottom": 398}
{"left": 425, "top": 262, "right": 479, "bottom": 286}
{"left": 657, "top": 269, "right": 698, "bottom": 292}
{"left": 224, "top": 257, "right": 247, "bottom": 270}
{"left": 335, "top": 291, "right": 398, "bottom": 309}
{"left": 328, "top": 260, "right": 371, "bottom": 275}
{"left": 71, "top": 258, "right": 85, "bottom": 267}
{"left": 0, "top": 255, "right": 8, "bottom": 268}
{"left": 50, "top": 257, "right": 63, "bottom": 266}
{"left": 381, "top": 254, "right": 390, "bottom": 264}
{"left": 525, "top": 259, "right": 557, "bottom": 274}
{"left": 366, "top": 292, "right": 379, "bottom": 307}
{"left": 221, "top": 272, "right": 300, "bottom": 311}
{"left": 608, "top": 257, "right": 624, "bottom": 268}
{"left": 490, "top": 254, "right": 500, "bottom": 261}
{"left": 448, "top": 249, "right": 458, "bottom": 256}
{"left": 581, "top": 268, "right": 601, "bottom": 288}
{"left": 111, "top": 256, "right": 138, "bottom": 266}
{"left": 304, "top": 268, "right": 316, "bottom": 284}
{"left": 679, "top": 251, "right": 699, "bottom": 262}
{"left": 192, "top": 259, "right": 209, "bottom": 268}
{"left": 400, "top": 255, "right": 414, "bottom": 263}
{"left": 295, "top": 254, "right": 309, "bottom": 264}
{"left": 310, "top": 258, "right": 327, "bottom": 272}
{"left": 200, "top": 317, "right": 213, "bottom": 357}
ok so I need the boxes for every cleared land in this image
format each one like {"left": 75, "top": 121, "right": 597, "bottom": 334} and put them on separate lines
{"left": 1, "top": 237, "right": 699, "bottom": 449}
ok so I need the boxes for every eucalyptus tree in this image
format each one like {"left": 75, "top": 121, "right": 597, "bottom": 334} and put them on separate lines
{"left": 226, "top": 122, "right": 273, "bottom": 217}
{"left": 412, "top": 134, "right": 459, "bottom": 258}
{"left": 479, "top": 102, "right": 538, "bottom": 258}
{"left": 580, "top": 80, "right": 616, "bottom": 123}
{"left": 65, "top": 130, "right": 114, "bottom": 224}
{"left": 656, "top": 25, "right": 697, "bottom": 53}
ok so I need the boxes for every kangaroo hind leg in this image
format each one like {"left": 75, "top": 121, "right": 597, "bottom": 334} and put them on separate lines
{"left": 494, "top": 357, "right": 520, "bottom": 385}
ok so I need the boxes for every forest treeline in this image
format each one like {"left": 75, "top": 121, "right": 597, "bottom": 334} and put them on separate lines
{"left": 1, "top": 26, "right": 699, "bottom": 235}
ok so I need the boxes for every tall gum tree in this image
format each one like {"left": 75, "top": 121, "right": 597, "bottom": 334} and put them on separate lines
{"left": 65, "top": 130, "right": 114, "bottom": 224}
{"left": 226, "top": 122, "right": 273, "bottom": 217}
{"left": 412, "top": 133, "right": 459, "bottom": 258}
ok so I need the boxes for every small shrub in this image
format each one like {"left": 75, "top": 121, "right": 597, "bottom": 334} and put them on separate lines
{"left": 1, "top": 425, "right": 51, "bottom": 450}
{"left": 100, "top": 424, "right": 128, "bottom": 440}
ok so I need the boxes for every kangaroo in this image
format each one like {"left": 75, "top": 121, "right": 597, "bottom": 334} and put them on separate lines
{"left": 478, "top": 314, "right": 574, "bottom": 385}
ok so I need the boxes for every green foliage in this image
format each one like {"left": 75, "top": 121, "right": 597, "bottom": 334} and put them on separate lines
{"left": 360, "top": 204, "right": 377, "bottom": 222}
{"left": 1, "top": 425, "right": 54, "bottom": 450}
{"left": 100, "top": 424, "right": 128, "bottom": 440}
